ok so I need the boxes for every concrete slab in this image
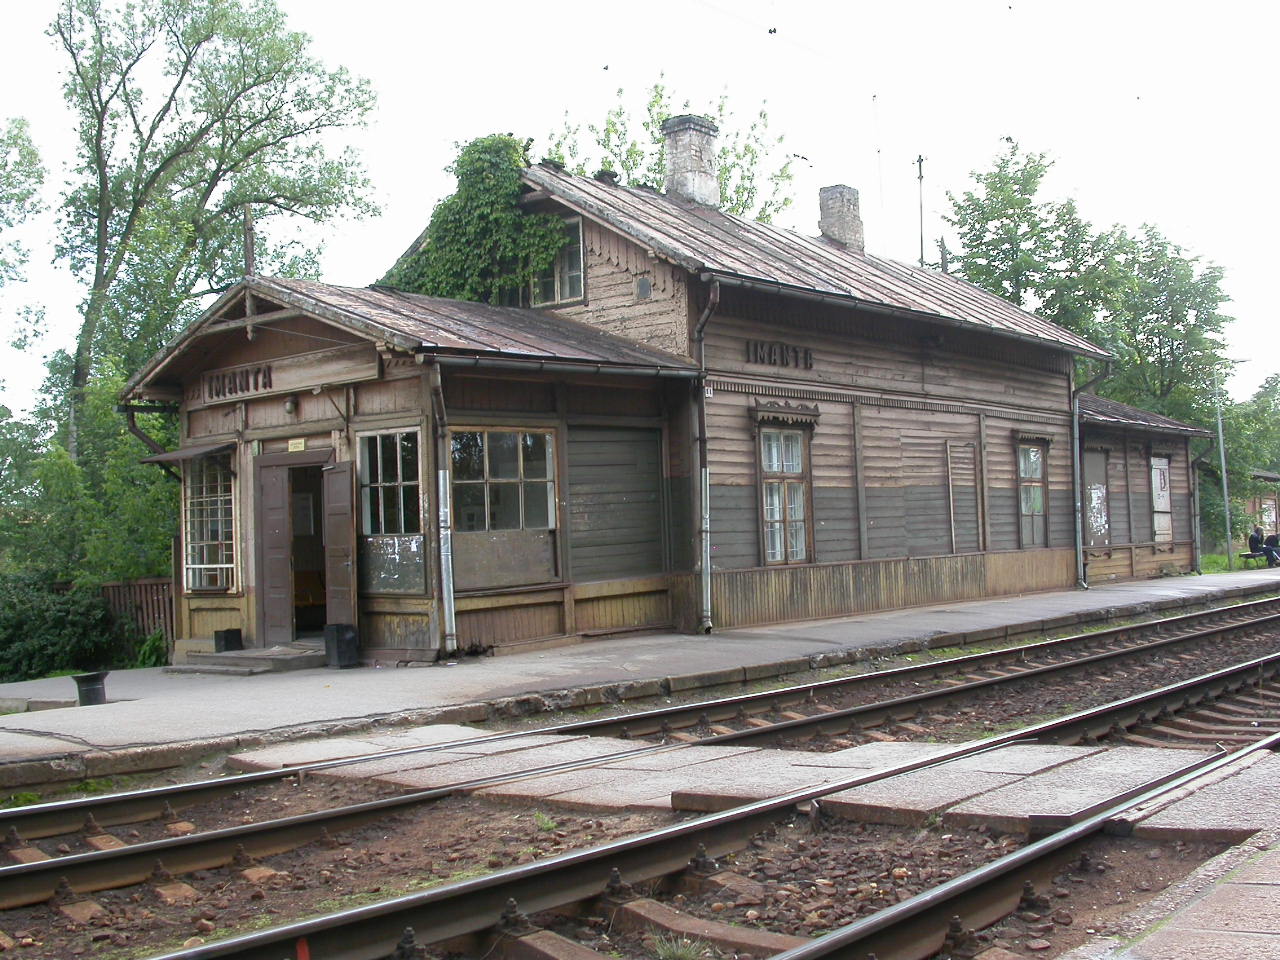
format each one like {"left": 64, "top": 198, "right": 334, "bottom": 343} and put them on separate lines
{"left": 1231, "top": 848, "right": 1280, "bottom": 885}
{"left": 788, "top": 740, "right": 952, "bottom": 768}
{"left": 1124, "top": 929, "right": 1280, "bottom": 960}
{"left": 822, "top": 768, "right": 1019, "bottom": 825}
{"left": 1134, "top": 754, "right": 1280, "bottom": 843}
{"left": 1165, "top": 881, "right": 1280, "bottom": 934}
{"left": 947, "top": 744, "right": 1104, "bottom": 776}
{"left": 945, "top": 747, "right": 1209, "bottom": 833}
{"left": 591, "top": 745, "right": 762, "bottom": 771}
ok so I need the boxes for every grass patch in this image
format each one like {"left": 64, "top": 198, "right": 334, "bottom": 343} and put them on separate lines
{"left": 652, "top": 933, "right": 716, "bottom": 960}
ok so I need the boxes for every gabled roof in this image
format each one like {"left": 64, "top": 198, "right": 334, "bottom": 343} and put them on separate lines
{"left": 124, "top": 276, "right": 698, "bottom": 400}
{"left": 1077, "top": 393, "right": 1211, "bottom": 437}
{"left": 522, "top": 163, "right": 1110, "bottom": 360}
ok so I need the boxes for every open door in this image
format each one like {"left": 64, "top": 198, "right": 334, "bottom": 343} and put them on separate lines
{"left": 323, "top": 461, "right": 357, "bottom": 627}
{"left": 257, "top": 464, "right": 293, "bottom": 645}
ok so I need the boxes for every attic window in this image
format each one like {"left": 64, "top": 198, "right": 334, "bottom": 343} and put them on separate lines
{"left": 531, "top": 218, "right": 584, "bottom": 306}
{"left": 636, "top": 276, "right": 653, "bottom": 300}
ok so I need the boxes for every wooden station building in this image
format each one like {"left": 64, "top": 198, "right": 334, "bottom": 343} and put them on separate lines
{"left": 121, "top": 116, "right": 1210, "bottom": 663}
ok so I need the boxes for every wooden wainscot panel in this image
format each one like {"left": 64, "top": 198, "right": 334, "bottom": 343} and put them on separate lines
{"left": 186, "top": 343, "right": 379, "bottom": 411}
{"left": 572, "top": 576, "right": 672, "bottom": 633}
{"left": 681, "top": 547, "right": 1075, "bottom": 630}
{"left": 359, "top": 596, "right": 437, "bottom": 658}
{"left": 455, "top": 589, "right": 565, "bottom": 650}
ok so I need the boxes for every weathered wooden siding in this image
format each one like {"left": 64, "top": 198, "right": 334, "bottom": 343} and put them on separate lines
{"left": 567, "top": 428, "right": 665, "bottom": 580}
{"left": 672, "top": 548, "right": 1075, "bottom": 629}
{"left": 550, "top": 221, "right": 691, "bottom": 357}
{"left": 1081, "top": 425, "right": 1198, "bottom": 583}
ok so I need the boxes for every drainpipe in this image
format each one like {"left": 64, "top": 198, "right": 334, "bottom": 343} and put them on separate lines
{"left": 1072, "top": 362, "right": 1113, "bottom": 590}
{"left": 426, "top": 361, "right": 458, "bottom": 655}
{"left": 692, "top": 279, "right": 720, "bottom": 633}
{"left": 117, "top": 404, "right": 180, "bottom": 481}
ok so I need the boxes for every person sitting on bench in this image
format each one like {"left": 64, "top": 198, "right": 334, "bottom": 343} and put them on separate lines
{"left": 1248, "top": 526, "right": 1280, "bottom": 567}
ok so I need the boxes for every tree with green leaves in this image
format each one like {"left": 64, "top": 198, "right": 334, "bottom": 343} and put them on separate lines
{"left": 546, "top": 79, "right": 794, "bottom": 223}
{"left": 52, "top": 0, "right": 377, "bottom": 456}
{"left": 0, "top": 118, "right": 45, "bottom": 288}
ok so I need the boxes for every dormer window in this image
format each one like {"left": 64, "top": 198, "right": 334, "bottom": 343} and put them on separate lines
{"left": 531, "top": 218, "right": 584, "bottom": 305}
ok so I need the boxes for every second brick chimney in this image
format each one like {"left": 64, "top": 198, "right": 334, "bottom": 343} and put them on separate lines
{"left": 662, "top": 114, "right": 720, "bottom": 207}
{"left": 818, "top": 184, "right": 865, "bottom": 254}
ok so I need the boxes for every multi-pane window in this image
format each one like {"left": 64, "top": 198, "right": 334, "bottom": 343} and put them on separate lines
{"left": 761, "top": 427, "right": 809, "bottom": 564}
{"left": 531, "top": 219, "right": 584, "bottom": 305}
{"left": 1150, "top": 456, "right": 1172, "bottom": 542}
{"left": 359, "top": 431, "right": 421, "bottom": 535}
{"left": 452, "top": 430, "right": 555, "bottom": 532}
{"left": 184, "top": 455, "right": 235, "bottom": 590}
{"left": 1018, "top": 442, "right": 1048, "bottom": 547}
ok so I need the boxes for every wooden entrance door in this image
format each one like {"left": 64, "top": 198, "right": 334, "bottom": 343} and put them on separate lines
{"left": 256, "top": 464, "right": 293, "bottom": 645}
{"left": 323, "top": 461, "right": 357, "bottom": 626}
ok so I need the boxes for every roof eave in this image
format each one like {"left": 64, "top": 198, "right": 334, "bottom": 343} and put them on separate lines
{"left": 701, "top": 270, "right": 1112, "bottom": 361}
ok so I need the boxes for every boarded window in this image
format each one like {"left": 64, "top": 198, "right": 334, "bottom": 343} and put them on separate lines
{"left": 1151, "top": 456, "right": 1172, "bottom": 542}
{"left": 1084, "top": 449, "right": 1110, "bottom": 548}
{"left": 184, "top": 454, "right": 235, "bottom": 590}
{"left": 567, "top": 427, "right": 664, "bottom": 580}
{"left": 1017, "top": 442, "right": 1048, "bottom": 548}
{"left": 358, "top": 431, "right": 425, "bottom": 594}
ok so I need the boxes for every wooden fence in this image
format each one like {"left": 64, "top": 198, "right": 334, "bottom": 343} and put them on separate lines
{"left": 100, "top": 578, "right": 174, "bottom": 642}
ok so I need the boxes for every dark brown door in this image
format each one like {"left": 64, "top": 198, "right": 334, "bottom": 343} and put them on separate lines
{"left": 257, "top": 464, "right": 293, "bottom": 644}
{"left": 323, "top": 461, "right": 357, "bottom": 626}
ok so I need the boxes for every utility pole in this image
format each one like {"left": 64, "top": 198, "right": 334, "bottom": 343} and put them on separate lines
{"left": 1214, "top": 371, "right": 1232, "bottom": 569}
{"left": 243, "top": 204, "right": 256, "bottom": 277}
{"left": 916, "top": 155, "right": 926, "bottom": 269}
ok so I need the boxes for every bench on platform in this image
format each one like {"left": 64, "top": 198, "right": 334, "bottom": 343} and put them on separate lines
{"left": 1241, "top": 551, "right": 1269, "bottom": 568}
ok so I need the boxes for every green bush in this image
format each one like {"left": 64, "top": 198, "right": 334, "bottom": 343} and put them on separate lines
{"left": 0, "top": 573, "right": 137, "bottom": 681}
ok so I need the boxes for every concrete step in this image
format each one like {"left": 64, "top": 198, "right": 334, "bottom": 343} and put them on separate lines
{"left": 162, "top": 664, "right": 271, "bottom": 677}
{"left": 178, "top": 645, "right": 328, "bottom": 673}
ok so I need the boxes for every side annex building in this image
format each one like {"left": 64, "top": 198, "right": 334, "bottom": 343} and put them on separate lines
{"left": 121, "top": 117, "right": 1209, "bottom": 664}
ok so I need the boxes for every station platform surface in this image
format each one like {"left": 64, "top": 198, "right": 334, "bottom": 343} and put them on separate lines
{"left": 0, "top": 567, "right": 1278, "bottom": 792}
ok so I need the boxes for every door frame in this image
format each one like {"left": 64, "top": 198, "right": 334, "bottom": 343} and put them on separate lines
{"left": 253, "top": 447, "right": 336, "bottom": 645}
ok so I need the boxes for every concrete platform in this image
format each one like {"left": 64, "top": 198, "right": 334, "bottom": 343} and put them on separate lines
{"left": 1061, "top": 829, "right": 1280, "bottom": 960}
{"left": 0, "top": 568, "right": 1277, "bottom": 789}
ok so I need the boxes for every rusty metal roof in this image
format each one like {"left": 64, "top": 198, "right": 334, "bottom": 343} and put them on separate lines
{"left": 123, "top": 277, "right": 699, "bottom": 400}
{"left": 523, "top": 164, "right": 1110, "bottom": 360}
{"left": 1078, "top": 393, "right": 1211, "bottom": 437}
{"left": 261, "top": 277, "right": 696, "bottom": 370}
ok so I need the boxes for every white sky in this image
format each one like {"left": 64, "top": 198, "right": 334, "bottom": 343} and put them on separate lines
{"left": 1, "top": 0, "right": 1276, "bottom": 415}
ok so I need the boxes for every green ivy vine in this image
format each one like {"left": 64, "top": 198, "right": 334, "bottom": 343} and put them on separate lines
{"left": 380, "top": 135, "right": 570, "bottom": 303}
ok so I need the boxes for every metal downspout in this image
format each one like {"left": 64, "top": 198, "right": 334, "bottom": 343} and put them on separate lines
{"left": 1072, "top": 363, "right": 1113, "bottom": 590}
{"left": 427, "top": 361, "right": 458, "bottom": 655}
{"left": 693, "top": 280, "right": 720, "bottom": 634}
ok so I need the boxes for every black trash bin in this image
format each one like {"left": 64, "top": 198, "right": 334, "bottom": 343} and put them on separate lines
{"left": 73, "top": 671, "right": 108, "bottom": 706}
{"left": 324, "top": 624, "right": 359, "bottom": 669}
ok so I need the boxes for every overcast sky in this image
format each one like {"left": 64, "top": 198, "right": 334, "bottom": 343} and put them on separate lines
{"left": 1, "top": 0, "right": 1274, "bottom": 415}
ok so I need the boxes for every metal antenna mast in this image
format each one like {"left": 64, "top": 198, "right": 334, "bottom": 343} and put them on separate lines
{"left": 916, "top": 155, "right": 926, "bottom": 268}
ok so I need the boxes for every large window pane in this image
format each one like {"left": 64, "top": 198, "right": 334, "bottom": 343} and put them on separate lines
{"left": 400, "top": 434, "right": 419, "bottom": 483}
{"left": 787, "top": 521, "right": 806, "bottom": 562}
{"left": 523, "top": 481, "right": 551, "bottom": 528}
{"left": 402, "top": 485, "right": 421, "bottom": 534}
{"left": 489, "top": 481, "right": 521, "bottom": 529}
{"left": 380, "top": 433, "right": 400, "bottom": 483}
{"left": 764, "top": 523, "right": 783, "bottom": 563}
{"left": 488, "top": 432, "right": 519, "bottom": 480}
{"left": 762, "top": 431, "right": 782, "bottom": 473}
{"left": 522, "top": 433, "right": 550, "bottom": 480}
{"left": 1020, "top": 484, "right": 1044, "bottom": 515}
{"left": 455, "top": 484, "right": 486, "bottom": 532}
{"left": 782, "top": 432, "right": 802, "bottom": 473}
{"left": 451, "top": 432, "right": 484, "bottom": 481}
{"left": 1018, "top": 445, "right": 1043, "bottom": 479}
{"left": 763, "top": 481, "right": 783, "bottom": 522}
{"left": 786, "top": 481, "right": 805, "bottom": 519}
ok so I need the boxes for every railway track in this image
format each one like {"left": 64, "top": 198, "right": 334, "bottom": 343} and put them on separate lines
{"left": 11, "top": 648, "right": 1280, "bottom": 960}
{"left": 5, "top": 592, "right": 1275, "bottom": 846}
{"left": 4, "top": 598, "right": 1280, "bottom": 910}
{"left": 127, "top": 655, "right": 1280, "bottom": 960}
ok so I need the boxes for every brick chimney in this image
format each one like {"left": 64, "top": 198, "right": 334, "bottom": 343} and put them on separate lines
{"left": 818, "top": 184, "right": 865, "bottom": 254}
{"left": 661, "top": 115, "right": 720, "bottom": 206}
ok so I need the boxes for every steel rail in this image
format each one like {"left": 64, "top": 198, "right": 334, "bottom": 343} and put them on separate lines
{"left": 766, "top": 729, "right": 1280, "bottom": 960}
{"left": 5, "top": 594, "right": 1274, "bottom": 842}
{"left": 8, "top": 605, "right": 1276, "bottom": 904}
{"left": 137, "top": 651, "right": 1280, "bottom": 960}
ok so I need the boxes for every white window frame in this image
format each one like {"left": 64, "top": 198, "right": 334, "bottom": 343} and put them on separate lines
{"left": 759, "top": 427, "right": 811, "bottom": 565}
{"left": 183, "top": 454, "right": 236, "bottom": 591}
{"left": 530, "top": 218, "right": 585, "bottom": 306}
